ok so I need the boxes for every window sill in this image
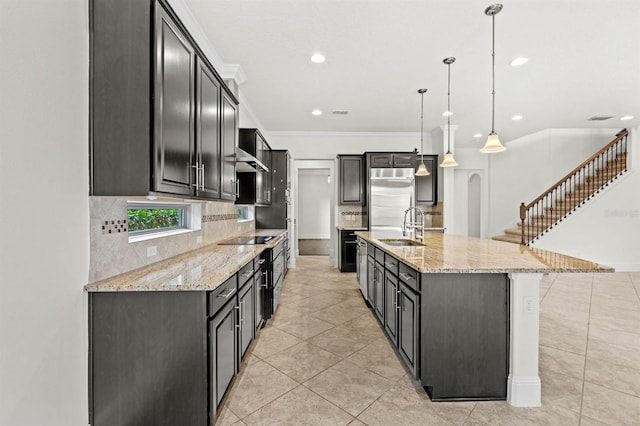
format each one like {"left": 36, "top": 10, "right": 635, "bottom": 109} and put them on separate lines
{"left": 128, "top": 228, "right": 196, "bottom": 243}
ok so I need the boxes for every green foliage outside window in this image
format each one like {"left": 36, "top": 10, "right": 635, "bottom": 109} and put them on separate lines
{"left": 128, "top": 208, "right": 183, "bottom": 233}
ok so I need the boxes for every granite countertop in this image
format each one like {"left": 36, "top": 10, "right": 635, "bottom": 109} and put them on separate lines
{"left": 85, "top": 229, "right": 286, "bottom": 292}
{"left": 356, "top": 231, "right": 613, "bottom": 274}
{"left": 336, "top": 226, "right": 368, "bottom": 231}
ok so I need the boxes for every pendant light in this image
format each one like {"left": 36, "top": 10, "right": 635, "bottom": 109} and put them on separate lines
{"left": 415, "top": 88, "right": 430, "bottom": 176}
{"left": 440, "top": 57, "right": 459, "bottom": 167}
{"left": 480, "top": 3, "right": 507, "bottom": 153}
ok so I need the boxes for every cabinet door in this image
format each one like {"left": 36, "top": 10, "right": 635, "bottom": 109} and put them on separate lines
{"left": 339, "top": 156, "right": 364, "bottom": 205}
{"left": 367, "top": 256, "right": 376, "bottom": 305}
{"left": 220, "top": 91, "right": 238, "bottom": 201}
{"left": 239, "top": 278, "right": 255, "bottom": 359}
{"left": 263, "top": 147, "right": 272, "bottom": 204}
{"left": 195, "top": 57, "right": 221, "bottom": 199}
{"left": 154, "top": 5, "right": 195, "bottom": 196}
{"left": 399, "top": 282, "right": 419, "bottom": 379}
{"left": 210, "top": 299, "right": 237, "bottom": 409}
{"left": 254, "top": 266, "right": 266, "bottom": 329}
{"left": 384, "top": 272, "right": 399, "bottom": 345}
{"left": 369, "top": 153, "right": 392, "bottom": 168}
{"left": 416, "top": 155, "right": 437, "bottom": 205}
{"left": 373, "top": 262, "right": 385, "bottom": 322}
{"left": 393, "top": 153, "right": 416, "bottom": 168}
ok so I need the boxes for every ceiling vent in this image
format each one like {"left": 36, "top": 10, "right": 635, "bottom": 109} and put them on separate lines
{"left": 588, "top": 115, "right": 613, "bottom": 121}
{"left": 332, "top": 110, "right": 349, "bottom": 115}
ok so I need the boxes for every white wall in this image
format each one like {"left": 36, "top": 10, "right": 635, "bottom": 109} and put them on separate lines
{"left": 532, "top": 127, "right": 640, "bottom": 271}
{"left": 488, "top": 128, "right": 619, "bottom": 236}
{"left": 298, "top": 170, "right": 331, "bottom": 239}
{"left": 266, "top": 131, "right": 428, "bottom": 158}
{"left": 0, "top": 1, "right": 89, "bottom": 424}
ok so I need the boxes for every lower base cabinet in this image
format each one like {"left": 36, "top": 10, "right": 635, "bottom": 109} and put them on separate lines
{"left": 383, "top": 272, "right": 399, "bottom": 344}
{"left": 89, "top": 256, "right": 266, "bottom": 425}
{"left": 210, "top": 297, "right": 237, "bottom": 411}
{"left": 398, "top": 281, "right": 419, "bottom": 378}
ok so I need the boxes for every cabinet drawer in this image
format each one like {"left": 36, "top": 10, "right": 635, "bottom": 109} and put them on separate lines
{"left": 398, "top": 263, "right": 419, "bottom": 292}
{"left": 208, "top": 275, "right": 237, "bottom": 316}
{"left": 384, "top": 254, "right": 399, "bottom": 276}
{"left": 238, "top": 260, "right": 255, "bottom": 285}
{"left": 374, "top": 247, "right": 385, "bottom": 264}
{"left": 341, "top": 230, "right": 357, "bottom": 240}
{"left": 367, "top": 242, "right": 375, "bottom": 257}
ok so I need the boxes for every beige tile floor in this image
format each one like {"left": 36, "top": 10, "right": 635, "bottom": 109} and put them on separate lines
{"left": 216, "top": 256, "right": 640, "bottom": 425}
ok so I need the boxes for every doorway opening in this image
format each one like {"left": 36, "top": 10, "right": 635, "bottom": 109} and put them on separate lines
{"left": 468, "top": 173, "right": 481, "bottom": 238}
{"left": 297, "top": 168, "right": 331, "bottom": 255}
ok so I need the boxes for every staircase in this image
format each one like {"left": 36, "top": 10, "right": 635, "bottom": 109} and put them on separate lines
{"left": 493, "top": 129, "right": 629, "bottom": 245}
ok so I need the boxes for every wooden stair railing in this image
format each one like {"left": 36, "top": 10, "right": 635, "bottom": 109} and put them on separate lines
{"left": 519, "top": 129, "right": 629, "bottom": 245}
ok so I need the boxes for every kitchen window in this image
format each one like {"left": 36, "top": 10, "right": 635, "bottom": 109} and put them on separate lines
{"left": 127, "top": 202, "right": 201, "bottom": 242}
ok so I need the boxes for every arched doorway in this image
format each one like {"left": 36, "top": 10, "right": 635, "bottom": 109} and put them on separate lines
{"left": 468, "top": 173, "right": 481, "bottom": 238}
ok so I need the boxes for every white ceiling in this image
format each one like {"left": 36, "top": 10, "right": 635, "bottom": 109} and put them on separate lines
{"left": 183, "top": 0, "right": 640, "bottom": 147}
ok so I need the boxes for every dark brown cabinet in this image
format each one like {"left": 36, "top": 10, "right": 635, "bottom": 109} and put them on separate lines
{"left": 339, "top": 230, "right": 358, "bottom": 272}
{"left": 90, "top": 0, "right": 237, "bottom": 201}
{"left": 398, "top": 280, "right": 420, "bottom": 379}
{"left": 415, "top": 155, "right": 438, "bottom": 205}
{"left": 238, "top": 276, "right": 255, "bottom": 359}
{"left": 195, "top": 58, "right": 221, "bottom": 199}
{"left": 338, "top": 155, "right": 365, "bottom": 205}
{"left": 384, "top": 271, "right": 399, "bottom": 344}
{"left": 237, "top": 129, "right": 271, "bottom": 205}
{"left": 367, "top": 152, "right": 416, "bottom": 169}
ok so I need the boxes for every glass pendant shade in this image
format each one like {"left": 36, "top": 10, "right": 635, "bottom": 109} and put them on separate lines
{"left": 440, "top": 151, "right": 459, "bottom": 167}
{"left": 480, "top": 132, "right": 506, "bottom": 153}
{"left": 415, "top": 161, "right": 430, "bottom": 176}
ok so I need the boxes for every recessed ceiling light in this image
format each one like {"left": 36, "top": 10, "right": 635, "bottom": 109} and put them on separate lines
{"left": 620, "top": 115, "right": 634, "bottom": 121}
{"left": 442, "top": 111, "right": 453, "bottom": 117}
{"left": 312, "top": 109, "right": 322, "bottom": 116}
{"left": 512, "top": 115, "right": 523, "bottom": 121}
{"left": 510, "top": 57, "right": 528, "bottom": 66}
{"left": 473, "top": 133, "right": 483, "bottom": 138}
{"left": 310, "top": 53, "right": 325, "bottom": 63}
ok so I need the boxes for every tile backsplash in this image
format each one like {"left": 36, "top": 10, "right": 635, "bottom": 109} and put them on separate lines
{"left": 337, "top": 206, "right": 367, "bottom": 228}
{"left": 89, "top": 197, "right": 254, "bottom": 283}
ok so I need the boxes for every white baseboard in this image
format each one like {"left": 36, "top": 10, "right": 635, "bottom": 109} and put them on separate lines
{"left": 507, "top": 376, "right": 541, "bottom": 407}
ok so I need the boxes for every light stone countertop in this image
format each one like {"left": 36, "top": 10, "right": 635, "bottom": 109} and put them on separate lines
{"left": 356, "top": 231, "right": 613, "bottom": 274}
{"left": 85, "top": 229, "right": 286, "bottom": 292}
{"left": 336, "top": 226, "right": 368, "bottom": 231}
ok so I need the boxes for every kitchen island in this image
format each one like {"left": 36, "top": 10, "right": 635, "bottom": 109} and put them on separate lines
{"left": 356, "top": 231, "right": 612, "bottom": 407}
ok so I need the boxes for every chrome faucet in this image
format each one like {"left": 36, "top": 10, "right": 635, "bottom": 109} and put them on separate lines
{"left": 402, "top": 207, "right": 426, "bottom": 240}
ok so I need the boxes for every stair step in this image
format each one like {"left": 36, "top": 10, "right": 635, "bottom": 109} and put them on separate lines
{"left": 492, "top": 234, "right": 522, "bottom": 244}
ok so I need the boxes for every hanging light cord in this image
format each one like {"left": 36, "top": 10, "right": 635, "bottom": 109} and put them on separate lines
{"left": 420, "top": 91, "right": 425, "bottom": 163}
{"left": 447, "top": 63, "right": 451, "bottom": 152}
{"left": 491, "top": 12, "right": 496, "bottom": 134}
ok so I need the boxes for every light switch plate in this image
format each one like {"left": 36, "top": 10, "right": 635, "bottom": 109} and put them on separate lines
{"left": 147, "top": 246, "right": 158, "bottom": 257}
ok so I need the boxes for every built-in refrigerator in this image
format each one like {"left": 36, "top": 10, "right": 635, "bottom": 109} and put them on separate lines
{"left": 369, "top": 167, "right": 415, "bottom": 238}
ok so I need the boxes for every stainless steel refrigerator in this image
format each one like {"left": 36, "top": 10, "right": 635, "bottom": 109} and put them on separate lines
{"left": 369, "top": 167, "right": 415, "bottom": 238}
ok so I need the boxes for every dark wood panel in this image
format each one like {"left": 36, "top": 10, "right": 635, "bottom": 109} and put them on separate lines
{"left": 384, "top": 272, "right": 399, "bottom": 345}
{"left": 90, "top": 0, "right": 152, "bottom": 195}
{"left": 421, "top": 273, "right": 509, "bottom": 400}
{"left": 338, "top": 155, "right": 364, "bottom": 205}
{"left": 399, "top": 282, "right": 419, "bottom": 379}
{"left": 255, "top": 150, "right": 289, "bottom": 229}
{"left": 90, "top": 291, "right": 207, "bottom": 426}
{"left": 196, "top": 56, "right": 221, "bottom": 198}
{"left": 416, "top": 155, "right": 438, "bottom": 205}
{"left": 220, "top": 91, "right": 237, "bottom": 200}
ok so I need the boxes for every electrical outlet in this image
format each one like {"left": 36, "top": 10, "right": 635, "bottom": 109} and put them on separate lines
{"left": 147, "top": 246, "right": 158, "bottom": 257}
{"left": 196, "top": 236, "right": 203, "bottom": 243}
{"left": 523, "top": 296, "right": 535, "bottom": 313}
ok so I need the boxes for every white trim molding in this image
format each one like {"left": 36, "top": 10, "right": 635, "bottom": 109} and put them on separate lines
{"left": 507, "top": 272, "right": 543, "bottom": 407}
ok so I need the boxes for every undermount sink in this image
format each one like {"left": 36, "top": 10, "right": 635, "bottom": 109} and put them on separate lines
{"left": 379, "top": 239, "right": 424, "bottom": 247}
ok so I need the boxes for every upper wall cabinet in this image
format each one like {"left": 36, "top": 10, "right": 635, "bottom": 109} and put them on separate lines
{"left": 90, "top": 0, "right": 237, "bottom": 201}
{"left": 367, "top": 152, "right": 416, "bottom": 169}
{"left": 236, "top": 129, "right": 271, "bottom": 206}
{"left": 338, "top": 155, "right": 365, "bottom": 205}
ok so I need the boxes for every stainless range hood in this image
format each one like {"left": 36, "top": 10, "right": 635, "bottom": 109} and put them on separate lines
{"left": 235, "top": 147, "right": 269, "bottom": 173}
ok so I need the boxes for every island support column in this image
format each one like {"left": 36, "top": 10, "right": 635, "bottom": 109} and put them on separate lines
{"left": 507, "top": 272, "right": 543, "bottom": 407}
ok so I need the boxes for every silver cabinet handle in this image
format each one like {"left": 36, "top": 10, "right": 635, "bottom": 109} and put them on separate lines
{"left": 217, "top": 288, "right": 236, "bottom": 299}
{"left": 240, "top": 300, "right": 245, "bottom": 325}
{"left": 201, "top": 162, "right": 205, "bottom": 190}
{"left": 396, "top": 289, "right": 401, "bottom": 310}
{"left": 399, "top": 272, "right": 414, "bottom": 281}
{"left": 191, "top": 163, "right": 200, "bottom": 188}
{"left": 235, "top": 305, "right": 241, "bottom": 329}
{"left": 235, "top": 178, "right": 240, "bottom": 197}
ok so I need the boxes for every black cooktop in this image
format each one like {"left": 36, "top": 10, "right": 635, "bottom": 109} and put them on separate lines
{"left": 218, "top": 235, "right": 274, "bottom": 245}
